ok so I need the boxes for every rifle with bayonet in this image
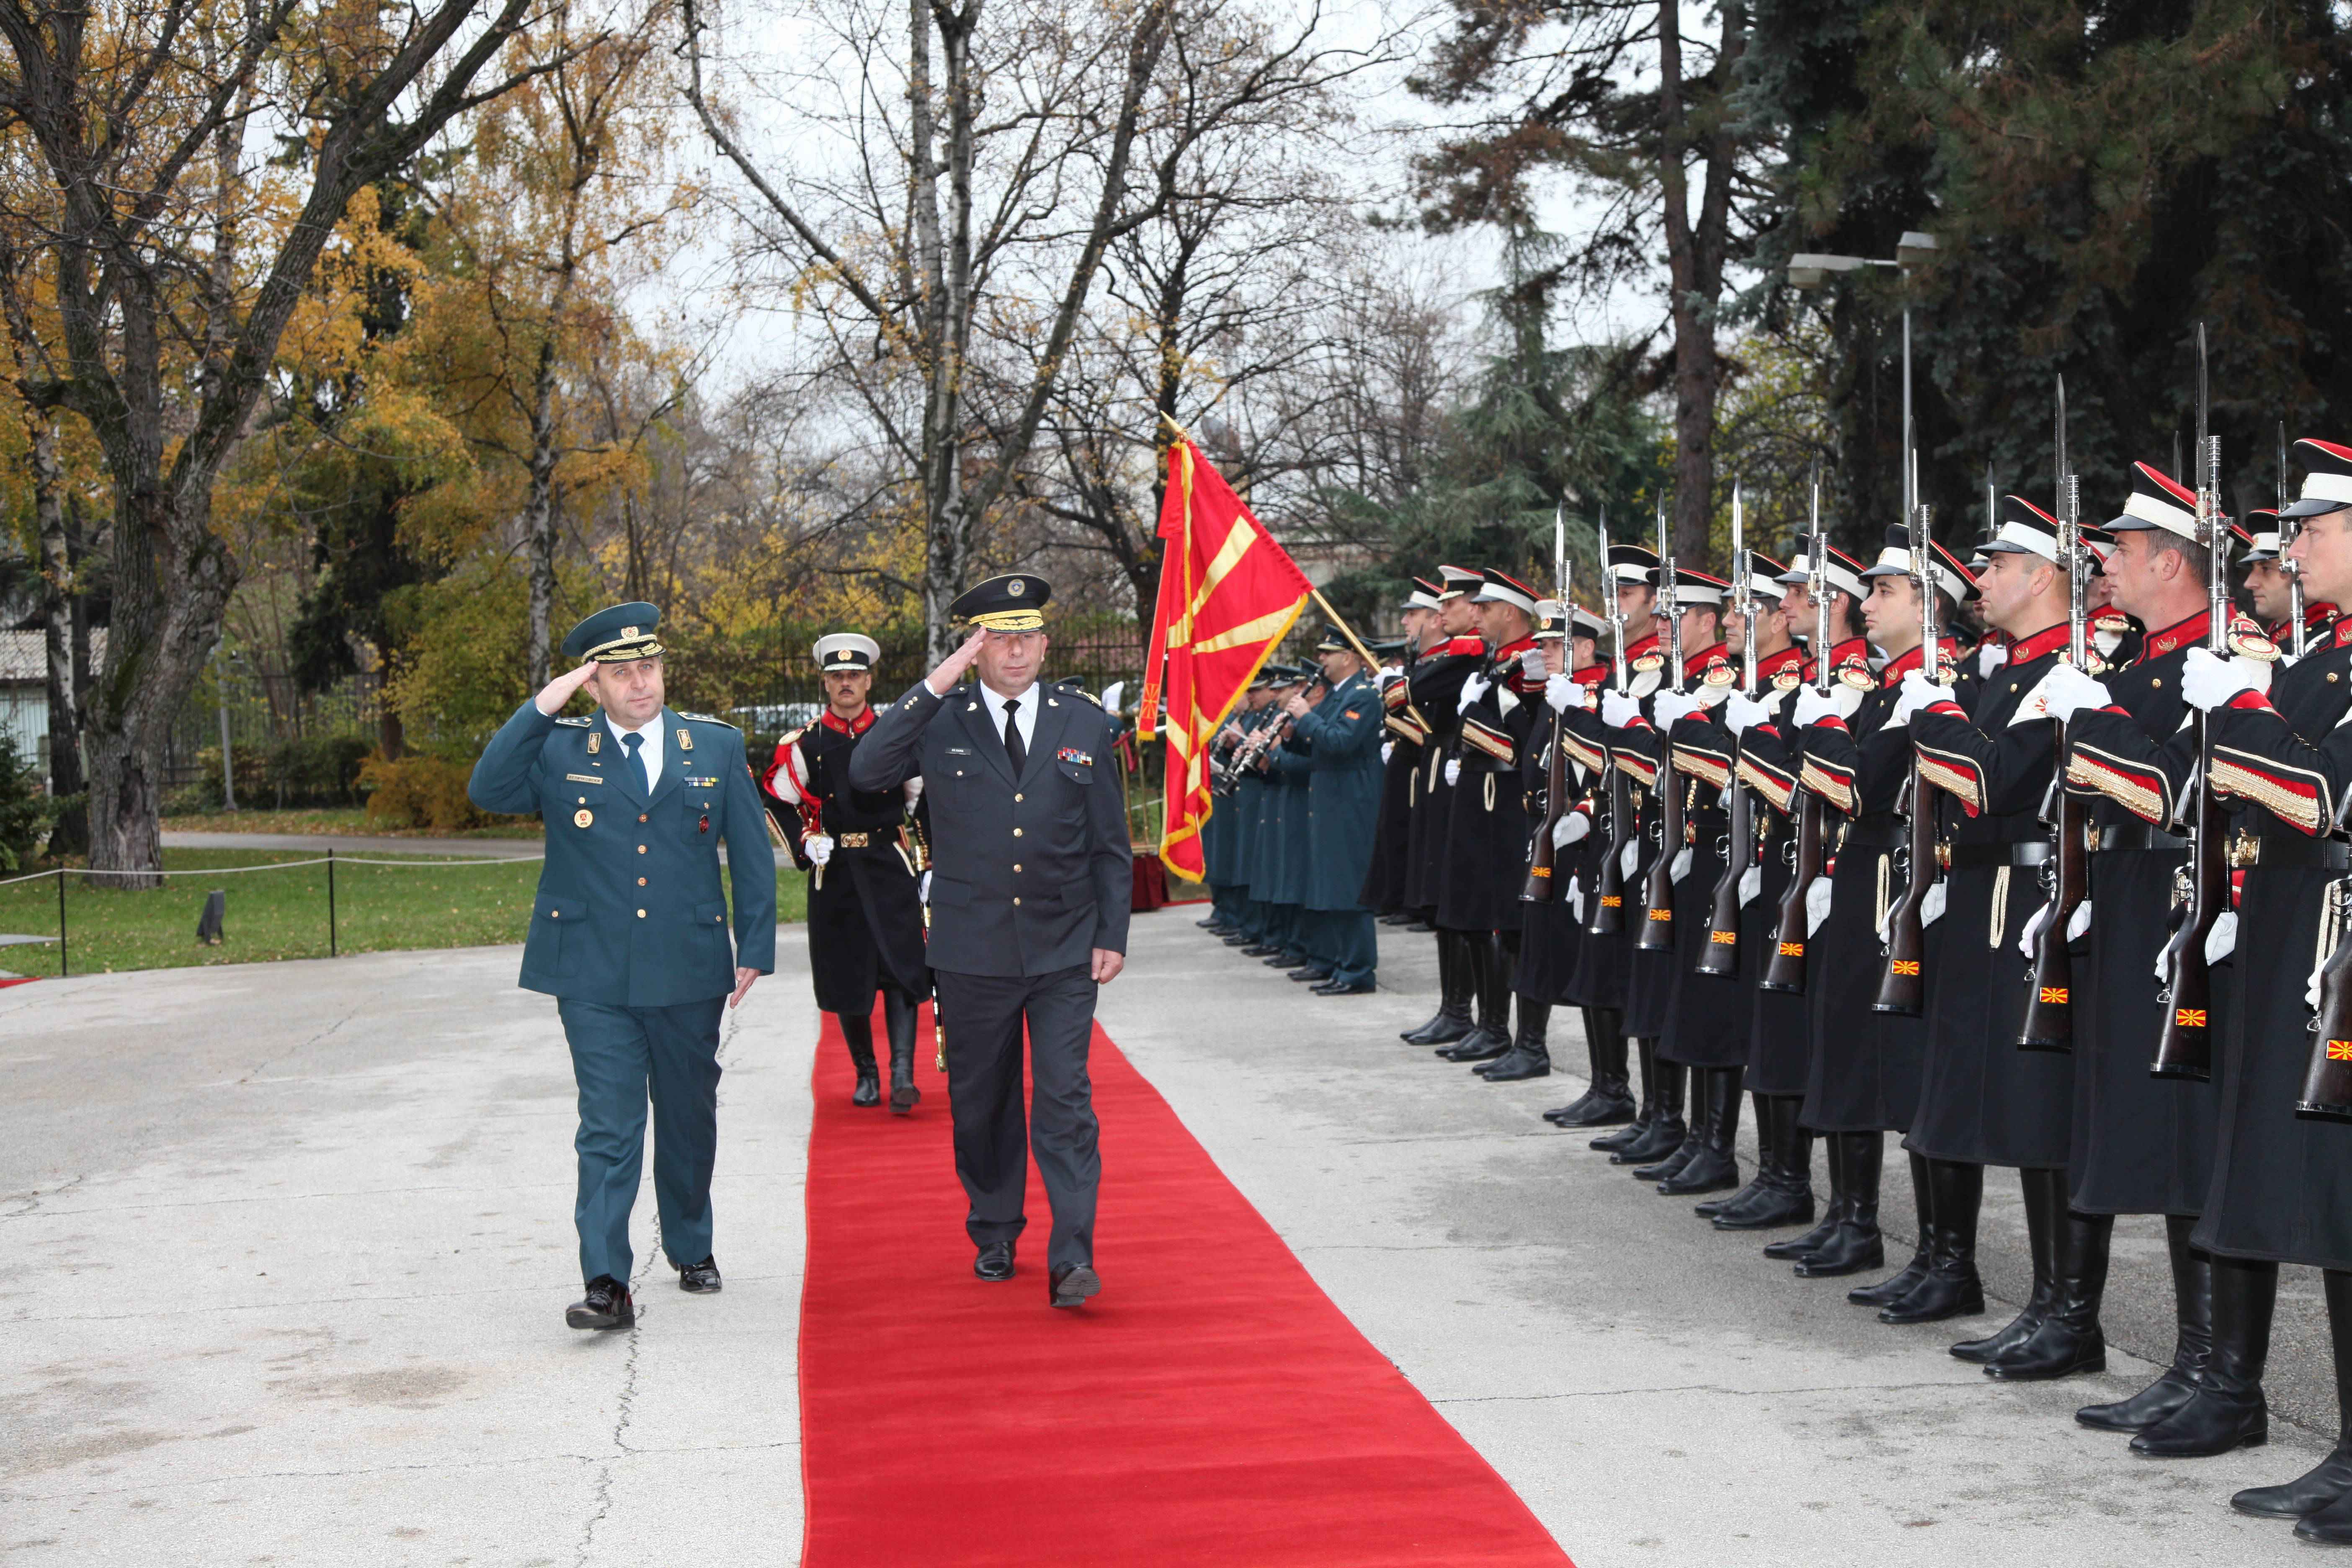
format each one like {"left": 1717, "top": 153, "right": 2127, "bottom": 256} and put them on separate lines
{"left": 1524, "top": 508, "right": 1572, "bottom": 903}
{"left": 2284, "top": 420, "right": 2310, "bottom": 658}
{"left": 2153, "top": 324, "right": 2228, "bottom": 1081}
{"left": 1638, "top": 495, "right": 1685, "bottom": 953}
{"left": 1586, "top": 505, "right": 1633, "bottom": 936}
{"left": 1873, "top": 502, "right": 1943, "bottom": 1016}
{"left": 2020, "top": 379, "right": 2092, "bottom": 1051}
{"left": 1698, "top": 479, "right": 1754, "bottom": 976}
{"left": 1762, "top": 466, "right": 1832, "bottom": 993}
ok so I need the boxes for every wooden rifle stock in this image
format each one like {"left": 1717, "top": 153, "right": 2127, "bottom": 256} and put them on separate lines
{"left": 1762, "top": 791, "right": 1824, "bottom": 993}
{"left": 2152, "top": 715, "right": 2226, "bottom": 1080}
{"left": 1522, "top": 703, "right": 1568, "bottom": 903}
{"left": 1872, "top": 766, "right": 1937, "bottom": 1015}
{"left": 1587, "top": 762, "right": 1632, "bottom": 936}
{"left": 2017, "top": 757, "right": 2090, "bottom": 1050}
{"left": 1638, "top": 752, "right": 1683, "bottom": 952}
{"left": 1697, "top": 745, "right": 1751, "bottom": 976}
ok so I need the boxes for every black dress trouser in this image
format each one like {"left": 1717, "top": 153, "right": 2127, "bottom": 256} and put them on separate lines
{"left": 936, "top": 964, "right": 1101, "bottom": 1269}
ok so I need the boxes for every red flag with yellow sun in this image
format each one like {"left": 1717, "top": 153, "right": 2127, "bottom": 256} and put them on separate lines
{"left": 1140, "top": 436, "right": 1313, "bottom": 881}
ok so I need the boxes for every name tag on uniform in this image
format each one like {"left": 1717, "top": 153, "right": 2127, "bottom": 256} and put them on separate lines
{"left": 946, "top": 745, "right": 971, "bottom": 756}
{"left": 565, "top": 773, "right": 604, "bottom": 785}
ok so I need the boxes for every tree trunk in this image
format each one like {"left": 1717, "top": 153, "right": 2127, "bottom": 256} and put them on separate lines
{"left": 31, "top": 418, "right": 87, "bottom": 855}
{"left": 523, "top": 335, "right": 561, "bottom": 689}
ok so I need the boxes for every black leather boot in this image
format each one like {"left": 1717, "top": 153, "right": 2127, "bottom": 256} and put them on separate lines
{"left": 1438, "top": 935, "right": 1511, "bottom": 1060}
{"left": 2244, "top": 1270, "right": 2352, "bottom": 1525}
{"left": 1850, "top": 1150, "right": 1933, "bottom": 1307}
{"left": 839, "top": 1010, "right": 882, "bottom": 1106}
{"left": 2080, "top": 1214, "right": 2212, "bottom": 1431}
{"left": 1592, "top": 1032, "right": 1659, "bottom": 1153}
{"left": 1953, "top": 1166, "right": 2063, "bottom": 1364}
{"left": 1629, "top": 1062, "right": 1700, "bottom": 1176}
{"left": 2133, "top": 1254, "right": 2274, "bottom": 1457}
{"left": 1768, "top": 1120, "right": 1845, "bottom": 1261}
{"left": 1480, "top": 998, "right": 1553, "bottom": 1081}
{"left": 1401, "top": 931, "right": 1473, "bottom": 1044}
{"left": 1988, "top": 1205, "right": 2109, "bottom": 1381}
{"left": 1719, "top": 1097, "right": 1816, "bottom": 1230}
{"left": 882, "top": 985, "right": 921, "bottom": 1115}
{"left": 1661, "top": 1067, "right": 1743, "bottom": 1195}
{"left": 1546, "top": 1008, "right": 1635, "bottom": 1124}
{"left": 1610, "top": 1050, "right": 1687, "bottom": 1164}
{"left": 1796, "top": 1132, "right": 1885, "bottom": 1277}
{"left": 1698, "top": 1092, "right": 1771, "bottom": 1219}
{"left": 1879, "top": 1159, "right": 1986, "bottom": 1324}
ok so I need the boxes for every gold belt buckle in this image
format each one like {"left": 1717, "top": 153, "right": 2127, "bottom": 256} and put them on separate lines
{"left": 837, "top": 832, "right": 870, "bottom": 848}
{"left": 2228, "top": 828, "right": 2259, "bottom": 869}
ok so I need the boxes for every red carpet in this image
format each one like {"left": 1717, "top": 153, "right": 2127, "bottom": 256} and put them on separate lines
{"left": 797, "top": 998, "right": 1573, "bottom": 1566}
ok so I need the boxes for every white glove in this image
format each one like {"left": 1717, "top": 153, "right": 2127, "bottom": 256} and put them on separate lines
{"left": 1381, "top": 740, "right": 1394, "bottom": 765}
{"left": 2180, "top": 646, "right": 2263, "bottom": 712}
{"left": 1804, "top": 874, "right": 1834, "bottom": 935}
{"left": 902, "top": 776, "right": 926, "bottom": 805}
{"left": 1892, "top": 668, "right": 1944, "bottom": 724}
{"left": 1738, "top": 864, "right": 1763, "bottom": 905}
{"left": 2016, "top": 897, "right": 2054, "bottom": 958}
{"left": 1619, "top": 838, "right": 1640, "bottom": 879}
{"left": 1553, "top": 811, "right": 1591, "bottom": 848}
{"left": 2205, "top": 909, "right": 2239, "bottom": 965}
{"left": 1652, "top": 690, "right": 1703, "bottom": 730}
{"left": 1601, "top": 691, "right": 1644, "bottom": 729}
{"left": 1458, "top": 673, "right": 1492, "bottom": 714}
{"left": 1545, "top": 674, "right": 1584, "bottom": 714}
{"left": 1669, "top": 845, "right": 1695, "bottom": 883}
{"left": 919, "top": 869, "right": 932, "bottom": 903}
{"left": 1921, "top": 879, "right": 1947, "bottom": 927}
{"left": 1978, "top": 641, "right": 2009, "bottom": 676}
{"left": 805, "top": 833, "right": 834, "bottom": 866}
{"left": 1722, "top": 693, "right": 1771, "bottom": 736}
{"left": 1566, "top": 875, "right": 1584, "bottom": 921}
{"left": 2067, "top": 900, "right": 2093, "bottom": 942}
{"left": 1521, "top": 647, "right": 1549, "bottom": 680}
{"left": 1444, "top": 758, "right": 1461, "bottom": 787}
{"left": 2035, "top": 663, "right": 2113, "bottom": 724}
{"left": 1791, "top": 686, "right": 1841, "bottom": 728}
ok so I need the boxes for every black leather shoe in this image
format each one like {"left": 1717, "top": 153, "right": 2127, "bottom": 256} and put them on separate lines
{"left": 1950, "top": 1310, "right": 2042, "bottom": 1366}
{"left": 1049, "top": 1263, "right": 1102, "bottom": 1309}
{"left": 1222, "top": 932, "right": 1255, "bottom": 946}
{"left": 2131, "top": 1387, "right": 2267, "bottom": 1457}
{"left": 677, "top": 1256, "right": 722, "bottom": 1293}
{"left": 1288, "top": 965, "right": 1334, "bottom": 982}
{"left": 1437, "top": 1026, "right": 1510, "bottom": 1062}
{"left": 1658, "top": 1146, "right": 1739, "bottom": 1196}
{"left": 1478, "top": 1045, "right": 1551, "bottom": 1081}
{"left": 2299, "top": 1488, "right": 2352, "bottom": 1545}
{"left": 1609, "top": 1116, "right": 1687, "bottom": 1166}
{"left": 2079, "top": 1370, "right": 2199, "bottom": 1433}
{"left": 1794, "top": 1222, "right": 1885, "bottom": 1278}
{"left": 1632, "top": 1135, "right": 1699, "bottom": 1184}
{"left": 1406, "top": 918, "right": 1434, "bottom": 932}
{"left": 1265, "top": 952, "right": 1311, "bottom": 969}
{"left": 1196, "top": 915, "right": 1227, "bottom": 929}
{"left": 1312, "top": 977, "right": 1376, "bottom": 995}
{"left": 1589, "top": 1115, "right": 1650, "bottom": 1154}
{"left": 1545, "top": 1084, "right": 1636, "bottom": 1127}
{"left": 1847, "top": 1251, "right": 1929, "bottom": 1307}
{"left": 1715, "top": 1181, "right": 1815, "bottom": 1232}
{"left": 1239, "top": 943, "right": 1282, "bottom": 957}
{"left": 2236, "top": 1447, "right": 2352, "bottom": 1519}
{"left": 1877, "top": 1263, "right": 1986, "bottom": 1325}
{"left": 974, "top": 1241, "right": 1015, "bottom": 1282}
{"left": 567, "top": 1275, "right": 635, "bottom": 1331}
{"left": 1377, "top": 911, "right": 1416, "bottom": 926}
{"left": 1695, "top": 1175, "right": 1765, "bottom": 1222}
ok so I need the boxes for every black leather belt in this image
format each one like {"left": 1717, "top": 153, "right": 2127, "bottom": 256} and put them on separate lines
{"left": 1841, "top": 818, "right": 1905, "bottom": 848}
{"left": 2233, "top": 831, "right": 2352, "bottom": 869}
{"left": 2097, "top": 824, "right": 2190, "bottom": 853}
{"left": 1947, "top": 841, "right": 2053, "bottom": 869}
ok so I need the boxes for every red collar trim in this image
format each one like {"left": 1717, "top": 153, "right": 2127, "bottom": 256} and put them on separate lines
{"left": 1436, "top": 635, "right": 1487, "bottom": 657}
{"left": 1753, "top": 645, "right": 1806, "bottom": 681}
{"left": 2335, "top": 618, "right": 2352, "bottom": 650}
{"left": 820, "top": 707, "right": 876, "bottom": 736}
{"left": 1571, "top": 663, "right": 1612, "bottom": 684}
{"left": 2136, "top": 610, "right": 2211, "bottom": 663}
{"left": 1880, "top": 638, "right": 1957, "bottom": 685}
{"left": 2311, "top": 602, "right": 2340, "bottom": 628}
{"left": 1491, "top": 635, "right": 1537, "bottom": 663}
{"left": 1680, "top": 641, "right": 1728, "bottom": 680}
{"left": 1622, "top": 631, "right": 1661, "bottom": 661}
{"left": 2004, "top": 622, "right": 2072, "bottom": 665}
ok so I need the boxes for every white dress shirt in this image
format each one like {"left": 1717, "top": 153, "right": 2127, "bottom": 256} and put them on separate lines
{"left": 978, "top": 680, "right": 1039, "bottom": 756}
{"left": 607, "top": 712, "right": 665, "bottom": 791}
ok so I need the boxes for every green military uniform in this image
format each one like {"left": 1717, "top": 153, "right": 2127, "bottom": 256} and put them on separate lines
{"left": 1284, "top": 640, "right": 1386, "bottom": 991}
{"left": 468, "top": 603, "right": 777, "bottom": 1300}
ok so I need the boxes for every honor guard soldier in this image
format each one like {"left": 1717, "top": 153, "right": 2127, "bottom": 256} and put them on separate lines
{"left": 848, "top": 572, "right": 1131, "bottom": 1310}
{"left": 1397, "top": 567, "right": 1493, "bottom": 1046}
{"left": 1273, "top": 626, "right": 1386, "bottom": 993}
{"left": 1542, "top": 605, "right": 1632, "bottom": 1125}
{"left": 1363, "top": 581, "right": 1444, "bottom": 924}
{"left": 2241, "top": 509, "right": 2338, "bottom": 649}
{"left": 1491, "top": 600, "right": 1595, "bottom": 1085}
{"left": 764, "top": 633, "right": 933, "bottom": 1114}
{"left": 468, "top": 602, "right": 777, "bottom": 1331}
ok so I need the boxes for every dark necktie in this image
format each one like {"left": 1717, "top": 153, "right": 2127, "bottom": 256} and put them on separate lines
{"left": 1001, "top": 698, "right": 1027, "bottom": 774}
{"left": 620, "top": 730, "right": 650, "bottom": 793}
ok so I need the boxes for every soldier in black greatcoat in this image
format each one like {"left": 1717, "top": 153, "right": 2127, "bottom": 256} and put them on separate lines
{"left": 764, "top": 634, "right": 934, "bottom": 1114}
{"left": 1397, "top": 567, "right": 1490, "bottom": 1045}
{"left": 1362, "top": 582, "right": 1443, "bottom": 921}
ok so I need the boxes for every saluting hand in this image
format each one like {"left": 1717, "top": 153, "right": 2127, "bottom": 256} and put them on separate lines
{"left": 533, "top": 660, "right": 600, "bottom": 716}
{"left": 925, "top": 627, "right": 989, "bottom": 696}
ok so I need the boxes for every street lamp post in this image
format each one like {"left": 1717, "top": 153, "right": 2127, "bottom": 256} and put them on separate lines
{"left": 1790, "top": 232, "right": 1938, "bottom": 514}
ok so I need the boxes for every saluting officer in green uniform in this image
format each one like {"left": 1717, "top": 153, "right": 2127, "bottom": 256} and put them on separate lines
{"left": 468, "top": 603, "right": 777, "bottom": 1332}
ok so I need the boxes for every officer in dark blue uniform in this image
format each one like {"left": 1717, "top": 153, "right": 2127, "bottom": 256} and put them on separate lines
{"left": 1279, "top": 625, "right": 1386, "bottom": 994}
{"left": 468, "top": 603, "right": 777, "bottom": 1331}
{"left": 848, "top": 573, "right": 1132, "bottom": 1310}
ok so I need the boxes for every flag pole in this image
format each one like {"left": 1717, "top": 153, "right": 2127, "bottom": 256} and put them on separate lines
{"left": 1307, "top": 586, "right": 1383, "bottom": 672}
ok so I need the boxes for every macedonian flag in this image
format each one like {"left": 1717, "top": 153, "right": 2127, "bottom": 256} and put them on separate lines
{"left": 1140, "top": 436, "right": 1313, "bottom": 880}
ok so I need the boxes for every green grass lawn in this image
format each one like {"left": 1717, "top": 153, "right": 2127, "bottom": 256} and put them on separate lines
{"left": 162, "top": 807, "right": 541, "bottom": 838}
{"left": 0, "top": 848, "right": 810, "bottom": 977}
